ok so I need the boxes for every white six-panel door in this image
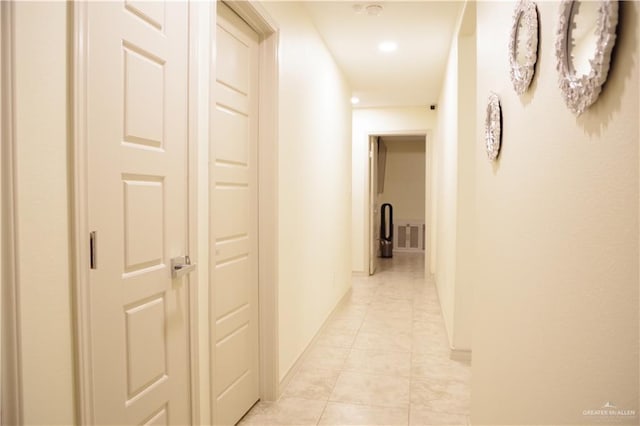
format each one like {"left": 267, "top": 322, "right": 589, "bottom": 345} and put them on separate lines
{"left": 212, "top": 3, "right": 260, "bottom": 424}
{"left": 85, "top": 1, "right": 191, "bottom": 424}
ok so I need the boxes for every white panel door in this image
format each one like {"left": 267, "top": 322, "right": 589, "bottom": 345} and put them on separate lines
{"left": 86, "top": 1, "right": 191, "bottom": 424}
{"left": 212, "top": 3, "right": 260, "bottom": 425}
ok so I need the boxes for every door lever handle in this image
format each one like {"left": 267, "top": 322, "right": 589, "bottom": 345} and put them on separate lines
{"left": 171, "top": 256, "right": 197, "bottom": 279}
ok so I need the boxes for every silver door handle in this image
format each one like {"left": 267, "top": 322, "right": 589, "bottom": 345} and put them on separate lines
{"left": 171, "top": 256, "right": 196, "bottom": 279}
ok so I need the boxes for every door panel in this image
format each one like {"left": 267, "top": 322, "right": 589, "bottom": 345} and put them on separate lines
{"left": 86, "top": 1, "right": 191, "bottom": 424}
{"left": 212, "top": 3, "right": 260, "bottom": 425}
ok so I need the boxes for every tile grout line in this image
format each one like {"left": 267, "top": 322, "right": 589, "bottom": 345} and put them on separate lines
{"left": 408, "top": 274, "right": 417, "bottom": 426}
{"left": 317, "top": 287, "right": 370, "bottom": 426}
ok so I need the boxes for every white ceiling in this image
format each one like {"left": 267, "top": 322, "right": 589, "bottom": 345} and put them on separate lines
{"left": 302, "top": 1, "right": 462, "bottom": 108}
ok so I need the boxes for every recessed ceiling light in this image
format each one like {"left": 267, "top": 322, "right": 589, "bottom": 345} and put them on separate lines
{"left": 350, "top": 96, "right": 360, "bottom": 105}
{"left": 378, "top": 41, "right": 397, "bottom": 53}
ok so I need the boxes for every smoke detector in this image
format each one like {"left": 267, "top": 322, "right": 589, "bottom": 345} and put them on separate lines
{"left": 365, "top": 4, "right": 383, "bottom": 16}
{"left": 353, "top": 3, "right": 383, "bottom": 16}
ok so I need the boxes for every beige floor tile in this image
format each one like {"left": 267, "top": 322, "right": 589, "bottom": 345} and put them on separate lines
{"left": 413, "top": 310, "right": 444, "bottom": 324}
{"left": 343, "top": 348, "right": 412, "bottom": 377}
{"left": 302, "top": 344, "right": 351, "bottom": 370}
{"left": 352, "top": 330, "right": 412, "bottom": 353}
{"left": 238, "top": 397, "right": 326, "bottom": 425}
{"left": 375, "top": 287, "right": 416, "bottom": 301}
{"left": 412, "top": 319, "right": 447, "bottom": 334}
{"left": 412, "top": 330, "right": 450, "bottom": 352}
{"left": 330, "top": 314, "right": 365, "bottom": 325}
{"left": 347, "top": 293, "right": 375, "bottom": 306}
{"left": 411, "top": 341, "right": 451, "bottom": 358}
{"left": 315, "top": 327, "right": 358, "bottom": 348}
{"left": 370, "top": 302, "right": 414, "bottom": 314}
{"left": 359, "top": 318, "right": 413, "bottom": 335}
{"left": 241, "top": 253, "right": 471, "bottom": 425}
{"left": 366, "top": 308, "right": 413, "bottom": 323}
{"left": 409, "top": 404, "right": 468, "bottom": 425}
{"left": 282, "top": 366, "right": 341, "bottom": 400}
{"left": 319, "top": 402, "right": 409, "bottom": 425}
{"left": 330, "top": 371, "right": 410, "bottom": 408}
{"left": 366, "top": 315, "right": 413, "bottom": 327}
{"left": 411, "top": 354, "right": 471, "bottom": 384}
{"left": 410, "top": 378, "right": 470, "bottom": 415}
{"left": 326, "top": 317, "right": 364, "bottom": 333}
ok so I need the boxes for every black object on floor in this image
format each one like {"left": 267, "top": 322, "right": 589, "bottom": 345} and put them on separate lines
{"left": 380, "top": 203, "right": 393, "bottom": 258}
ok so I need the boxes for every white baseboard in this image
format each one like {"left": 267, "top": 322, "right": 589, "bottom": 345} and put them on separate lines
{"left": 450, "top": 348, "right": 472, "bottom": 363}
{"left": 351, "top": 271, "right": 368, "bottom": 277}
{"left": 278, "top": 287, "right": 353, "bottom": 396}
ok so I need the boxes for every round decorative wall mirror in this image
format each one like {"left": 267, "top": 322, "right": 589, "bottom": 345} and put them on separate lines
{"left": 556, "top": 0, "right": 619, "bottom": 115}
{"left": 485, "top": 92, "right": 502, "bottom": 161}
{"left": 509, "top": 0, "right": 538, "bottom": 94}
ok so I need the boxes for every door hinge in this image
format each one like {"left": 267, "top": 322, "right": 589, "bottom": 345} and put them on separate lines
{"left": 90, "top": 231, "right": 97, "bottom": 269}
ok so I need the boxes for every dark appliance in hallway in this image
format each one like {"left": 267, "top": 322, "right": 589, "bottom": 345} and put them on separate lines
{"left": 380, "top": 203, "right": 393, "bottom": 258}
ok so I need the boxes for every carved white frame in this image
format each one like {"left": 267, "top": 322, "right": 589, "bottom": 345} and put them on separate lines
{"left": 509, "top": 0, "right": 538, "bottom": 94}
{"left": 556, "top": 0, "right": 619, "bottom": 115}
{"left": 485, "top": 92, "right": 502, "bottom": 161}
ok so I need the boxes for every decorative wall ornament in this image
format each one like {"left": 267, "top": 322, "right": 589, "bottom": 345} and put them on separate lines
{"left": 485, "top": 92, "right": 502, "bottom": 161}
{"left": 556, "top": 0, "right": 618, "bottom": 115}
{"left": 509, "top": 0, "right": 539, "bottom": 94}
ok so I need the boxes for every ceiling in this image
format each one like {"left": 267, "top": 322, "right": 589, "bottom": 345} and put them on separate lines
{"left": 302, "top": 1, "right": 462, "bottom": 108}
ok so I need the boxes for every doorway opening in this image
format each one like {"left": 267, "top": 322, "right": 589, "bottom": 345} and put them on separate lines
{"left": 368, "top": 133, "right": 429, "bottom": 277}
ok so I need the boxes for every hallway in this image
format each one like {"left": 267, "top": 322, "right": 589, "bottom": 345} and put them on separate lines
{"left": 240, "top": 253, "right": 471, "bottom": 425}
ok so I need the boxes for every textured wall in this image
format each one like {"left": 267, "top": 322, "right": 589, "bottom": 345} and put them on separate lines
{"left": 473, "top": 1, "right": 639, "bottom": 424}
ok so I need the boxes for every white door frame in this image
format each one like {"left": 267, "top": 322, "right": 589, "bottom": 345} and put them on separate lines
{"left": 215, "top": 0, "right": 280, "bottom": 404}
{"left": 364, "top": 130, "right": 430, "bottom": 275}
{"left": 1, "top": 2, "right": 23, "bottom": 423}
{"left": 70, "top": 4, "right": 93, "bottom": 422}
{"left": 368, "top": 136, "right": 378, "bottom": 275}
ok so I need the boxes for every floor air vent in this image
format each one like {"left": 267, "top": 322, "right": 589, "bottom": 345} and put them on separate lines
{"left": 395, "top": 221, "right": 425, "bottom": 252}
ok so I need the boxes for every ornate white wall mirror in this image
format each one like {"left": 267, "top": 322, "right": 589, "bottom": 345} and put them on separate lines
{"left": 556, "top": 0, "right": 619, "bottom": 115}
{"left": 509, "top": 0, "right": 538, "bottom": 94}
{"left": 485, "top": 92, "right": 502, "bottom": 161}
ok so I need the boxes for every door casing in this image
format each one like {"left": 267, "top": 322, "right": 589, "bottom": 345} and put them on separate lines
{"left": 369, "top": 136, "right": 379, "bottom": 275}
{"left": 364, "top": 130, "right": 430, "bottom": 276}
{"left": 1, "top": 2, "right": 22, "bottom": 423}
{"left": 219, "top": 0, "right": 280, "bottom": 405}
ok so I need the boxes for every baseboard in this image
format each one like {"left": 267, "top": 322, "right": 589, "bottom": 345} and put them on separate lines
{"left": 450, "top": 348, "right": 472, "bottom": 363}
{"left": 351, "top": 271, "right": 367, "bottom": 277}
{"left": 278, "top": 287, "right": 353, "bottom": 397}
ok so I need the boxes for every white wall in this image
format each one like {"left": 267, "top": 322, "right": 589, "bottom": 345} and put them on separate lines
{"left": 473, "top": 1, "right": 639, "bottom": 424}
{"left": 260, "top": 2, "right": 353, "bottom": 382}
{"left": 13, "top": 2, "right": 76, "bottom": 424}
{"left": 9, "top": 1, "right": 352, "bottom": 418}
{"left": 453, "top": 23, "right": 475, "bottom": 354}
{"left": 352, "top": 107, "right": 436, "bottom": 273}
{"left": 379, "top": 138, "right": 425, "bottom": 223}
{"left": 430, "top": 2, "right": 475, "bottom": 353}
{"left": 432, "top": 38, "right": 458, "bottom": 344}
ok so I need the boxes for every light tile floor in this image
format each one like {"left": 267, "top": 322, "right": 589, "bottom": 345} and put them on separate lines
{"left": 239, "top": 253, "right": 471, "bottom": 426}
